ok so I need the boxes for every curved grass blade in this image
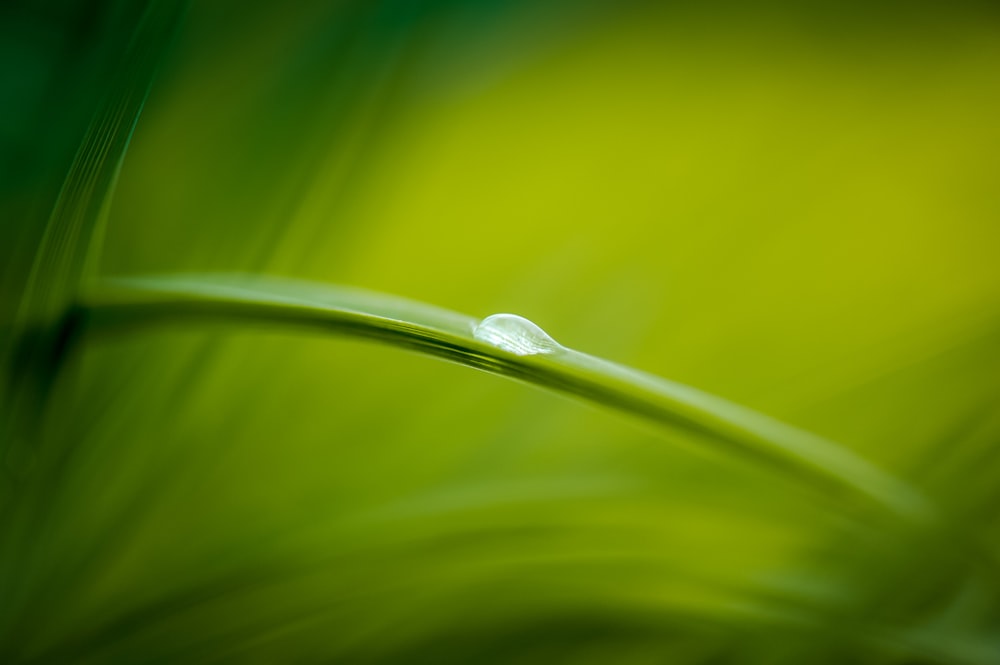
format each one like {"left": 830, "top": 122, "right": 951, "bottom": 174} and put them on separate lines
{"left": 0, "top": 3, "right": 189, "bottom": 655}
{"left": 1, "top": 1, "right": 189, "bottom": 470}
{"left": 11, "top": 0, "right": 187, "bottom": 335}
{"left": 79, "top": 272, "right": 938, "bottom": 528}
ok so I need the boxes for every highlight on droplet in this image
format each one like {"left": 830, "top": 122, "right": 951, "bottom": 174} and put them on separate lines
{"left": 473, "top": 313, "right": 561, "bottom": 356}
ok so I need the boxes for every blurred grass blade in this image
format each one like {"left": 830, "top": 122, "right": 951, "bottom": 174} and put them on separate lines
{"left": 13, "top": 0, "right": 187, "bottom": 332}
{"left": 81, "top": 272, "right": 938, "bottom": 526}
{"left": 1, "top": 1, "right": 187, "bottom": 468}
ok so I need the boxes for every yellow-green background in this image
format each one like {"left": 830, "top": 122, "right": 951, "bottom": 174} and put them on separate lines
{"left": 2, "top": 0, "right": 1000, "bottom": 662}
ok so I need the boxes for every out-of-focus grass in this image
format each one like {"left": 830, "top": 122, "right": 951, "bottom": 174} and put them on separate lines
{"left": 2, "top": 0, "right": 1000, "bottom": 663}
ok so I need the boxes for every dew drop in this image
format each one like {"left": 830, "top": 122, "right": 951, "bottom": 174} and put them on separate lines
{"left": 473, "top": 313, "right": 561, "bottom": 356}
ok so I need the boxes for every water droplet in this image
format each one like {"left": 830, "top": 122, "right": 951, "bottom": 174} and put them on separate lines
{"left": 473, "top": 313, "right": 561, "bottom": 356}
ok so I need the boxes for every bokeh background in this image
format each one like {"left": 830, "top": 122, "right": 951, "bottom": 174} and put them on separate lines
{"left": 3, "top": 0, "right": 1000, "bottom": 662}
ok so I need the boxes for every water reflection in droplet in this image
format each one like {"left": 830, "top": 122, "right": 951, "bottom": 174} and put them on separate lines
{"left": 473, "top": 313, "right": 561, "bottom": 356}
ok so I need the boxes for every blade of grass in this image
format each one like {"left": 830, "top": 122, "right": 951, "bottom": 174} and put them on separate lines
{"left": 1, "top": 0, "right": 188, "bottom": 470}
{"left": 78, "top": 272, "right": 938, "bottom": 528}
{"left": 0, "top": 6, "right": 188, "bottom": 648}
{"left": 11, "top": 0, "right": 187, "bottom": 334}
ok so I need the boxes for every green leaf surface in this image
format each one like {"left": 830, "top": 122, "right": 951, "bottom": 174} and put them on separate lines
{"left": 82, "top": 272, "right": 938, "bottom": 526}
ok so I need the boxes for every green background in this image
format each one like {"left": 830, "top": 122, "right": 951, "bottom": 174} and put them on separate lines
{"left": 2, "top": 1, "right": 1000, "bottom": 662}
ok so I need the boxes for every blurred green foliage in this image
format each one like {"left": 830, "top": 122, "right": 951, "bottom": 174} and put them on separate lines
{"left": 2, "top": 0, "right": 1000, "bottom": 662}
